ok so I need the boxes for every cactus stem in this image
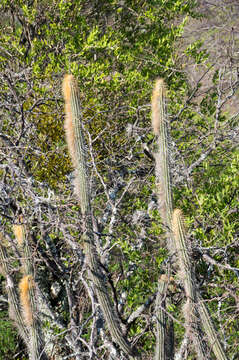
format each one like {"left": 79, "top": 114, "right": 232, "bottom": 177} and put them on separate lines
{"left": 152, "top": 79, "right": 174, "bottom": 253}
{"left": 62, "top": 75, "right": 137, "bottom": 357}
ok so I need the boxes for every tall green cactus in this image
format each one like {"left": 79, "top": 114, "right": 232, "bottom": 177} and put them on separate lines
{"left": 62, "top": 75, "right": 137, "bottom": 357}
{"left": 172, "top": 209, "right": 207, "bottom": 359}
{"left": 0, "top": 225, "right": 47, "bottom": 360}
{"left": 152, "top": 79, "right": 175, "bottom": 360}
{"left": 197, "top": 294, "right": 228, "bottom": 360}
{"left": 151, "top": 79, "right": 174, "bottom": 255}
{"left": 14, "top": 221, "right": 47, "bottom": 360}
{"left": 0, "top": 234, "right": 29, "bottom": 344}
{"left": 62, "top": 75, "right": 90, "bottom": 215}
{"left": 152, "top": 79, "right": 228, "bottom": 360}
{"left": 173, "top": 209, "right": 228, "bottom": 360}
{"left": 154, "top": 275, "right": 167, "bottom": 360}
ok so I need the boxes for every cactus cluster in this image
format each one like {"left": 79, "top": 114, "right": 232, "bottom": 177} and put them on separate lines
{"left": 0, "top": 76, "right": 229, "bottom": 359}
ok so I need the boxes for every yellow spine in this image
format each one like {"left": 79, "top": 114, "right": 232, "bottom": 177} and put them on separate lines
{"left": 13, "top": 225, "right": 25, "bottom": 246}
{"left": 19, "top": 275, "right": 34, "bottom": 326}
{"left": 172, "top": 209, "right": 186, "bottom": 241}
{"left": 62, "top": 74, "right": 77, "bottom": 168}
{"left": 151, "top": 78, "right": 166, "bottom": 135}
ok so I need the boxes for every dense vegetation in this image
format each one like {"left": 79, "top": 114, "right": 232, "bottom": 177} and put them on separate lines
{"left": 0, "top": 0, "right": 238, "bottom": 359}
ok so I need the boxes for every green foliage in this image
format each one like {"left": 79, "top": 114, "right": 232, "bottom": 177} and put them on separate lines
{"left": 0, "top": 312, "right": 19, "bottom": 360}
{"left": 0, "top": 0, "right": 198, "bottom": 189}
{"left": 0, "top": 0, "right": 238, "bottom": 358}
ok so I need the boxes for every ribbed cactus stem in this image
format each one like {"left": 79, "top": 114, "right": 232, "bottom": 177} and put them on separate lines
{"left": 19, "top": 275, "right": 34, "bottom": 326}
{"left": 197, "top": 294, "right": 228, "bottom": 360}
{"left": 172, "top": 209, "right": 206, "bottom": 359}
{"left": 152, "top": 79, "right": 173, "bottom": 253}
{"left": 15, "top": 222, "right": 47, "bottom": 360}
{"left": 81, "top": 233, "right": 137, "bottom": 357}
{"left": 63, "top": 75, "right": 90, "bottom": 215}
{"left": 172, "top": 210, "right": 195, "bottom": 299}
{"left": 63, "top": 75, "right": 137, "bottom": 357}
{"left": 0, "top": 235, "right": 29, "bottom": 343}
{"left": 14, "top": 222, "right": 33, "bottom": 275}
{"left": 19, "top": 275, "right": 45, "bottom": 360}
{"left": 152, "top": 79, "right": 175, "bottom": 358}
{"left": 155, "top": 275, "right": 167, "bottom": 360}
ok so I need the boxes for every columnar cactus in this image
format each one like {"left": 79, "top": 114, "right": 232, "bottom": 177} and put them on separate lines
{"left": 152, "top": 79, "right": 228, "bottom": 360}
{"left": 0, "top": 223, "right": 47, "bottom": 360}
{"left": 197, "top": 294, "right": 228, "bottom": 360}
{"left": 0, "top": 234, "right": 29, "bottom": 344}
{"left": 172, "top": 209, "right": 206, "bottom": 359}
{"left": 151, "top": 79, "right": 174, "bottom": 254}
{"left": 171, "top": 162, "right": 228, "bottom": 360}
{"left": 152, "top": 79, "right": 175, "bottom": 360}
{"left": 154, "top": 275, "right": 167, "bottom": 360}
{"left": 14, "top": 221, "right": 47, "bottom": 360}
{"left": 62, "top": 75, "right": 137, "bottom": 357}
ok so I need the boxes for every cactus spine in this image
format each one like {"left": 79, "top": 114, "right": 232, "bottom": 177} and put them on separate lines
{"left": 62, "top": 75, "right": 136, "bottom": 357}
{"left": 19, "top": 275, "right": 34, "bottom": 327}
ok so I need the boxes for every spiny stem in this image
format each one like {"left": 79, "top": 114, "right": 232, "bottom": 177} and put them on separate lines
{"left": 63, "top": 75, "right": 137, "bottom": 357}
{"left": 152, "top": 79, "right": 175, "bottom": 359}
{"left": 152, "top": 79, "right": 174, "bottom": 253}
{"left": 63, "top": 74, "right": 90, "bottom": 215}
{"left": 172, "top": 209, "right": 207, "bottom": 359}
{"left": 15, "top": 221, "right": 47, "bottom": 360}
{"left": 0, "top": 234, "right": 29, "bottom": 343}
{"left": 155, "top": 275, "right": 168, "bottom": 360}
{"left": 197, "top": 294, "right": 228, "bottom": 360}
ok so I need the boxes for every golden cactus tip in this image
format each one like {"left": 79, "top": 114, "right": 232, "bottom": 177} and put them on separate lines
{"left": 62, "top": 74, "right": 90, "bottom": 211}
{"left": 13, "top": 225, "right": 25, "bottom": 246}
{"left": 152, "top": 78, "right": 167, "bottom": 136}
{"left": 19, "top": 275, "right": 34, "bottom": 326}
{"left": 62, "top": 74, "right": 79, "bottom": 169}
